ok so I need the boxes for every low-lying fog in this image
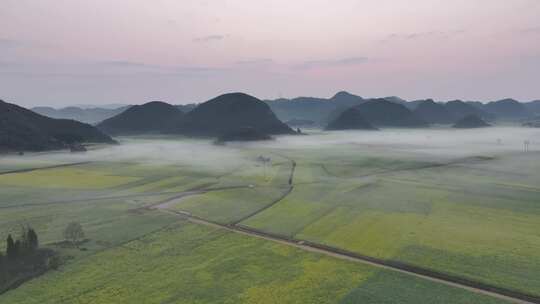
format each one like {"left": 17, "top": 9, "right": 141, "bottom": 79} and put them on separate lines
{"left": 2, "top": 127, "right": 539, "bottom": 171}
{"left": 258, "top": 127, "right": 540, "bottom": 157}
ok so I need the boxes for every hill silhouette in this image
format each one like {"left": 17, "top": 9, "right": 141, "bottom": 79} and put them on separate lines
{"left": 175, "top": 104, "right": 197, "bottom": 113}
{"left": 97, "top": 101, "right": 184, "bottom": 135}
{"left": 445, "top": 100, "right": 491, "bottom": 121}
{"left": 326, "top": 108, "right": 377, "bottom": 131}
{"left": 354, "top": 99, "right": 429, "bottom": 127}
{"left": 330, "top": 91, "right": 364, "bottom": 108}
{"left": 400, "top": 99, "right": 425, "bottom": 110}
{"left": 1, "top": 100, "right": 115, "bottom": 152}
{"left": 266, "top": 97, "right": 334, "bottom": 125}
{"left": 484, "top": 99, "right": 529, "bottom": 120}
{"left": 525, "top": 100, "right": 540, "bottom": 116}
{"left": 266, "top": 91, "right": 364, "bottom": 125}
{"left": 383, "top": 96, "right": 408, "bottom": 105}
{"left": 172, "top": 93, "right": 294, "bottom": 137}
{"left": 453, "top": 114, "right": 490, "bottom": 128}
{"left": 413, "top": 100, "right": 454, "bottom": 124}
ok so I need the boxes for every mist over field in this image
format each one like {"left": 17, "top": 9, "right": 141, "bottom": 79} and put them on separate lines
{"left": 261, "top": 127, "right": 540, "bottom": 157}
{"left": 2, "top": 125, "right": 540, "bottom": 303}
{"left": 2, "top": 127, "right": 538, "bottom": 171}
{"left": 0, "top": 137, "right": 248, "bottom": 173}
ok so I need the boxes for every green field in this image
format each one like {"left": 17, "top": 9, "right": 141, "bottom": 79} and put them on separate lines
{"left": 0, "top": 222, "right": 509, "bottom": 304}
{"left": 1, "top": 130, "right": 539, "bottom": 303}
{"left": 171, "top": 187, "right": 286, "bottom": 224}
{"left": 243, "top": 148, "right": 540, "bottom": 296}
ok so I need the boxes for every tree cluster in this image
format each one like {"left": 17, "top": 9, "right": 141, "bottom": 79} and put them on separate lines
{"left": 1, "top": 223, "right": 84, "bottom": 293}
{"left": 4, "top": 226, "right": 39, "bottom": 261}
{"left": 1, "top": 226, "right": 47, "bottom": 294}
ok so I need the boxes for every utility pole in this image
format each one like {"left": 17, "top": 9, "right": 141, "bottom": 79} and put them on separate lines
{"left": 265, "top": 157, "right": 271, "bottom": 180}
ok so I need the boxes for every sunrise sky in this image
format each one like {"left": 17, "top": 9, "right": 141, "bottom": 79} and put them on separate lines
{"left": 1, "top": 0, "right": 539, "bottom": 106}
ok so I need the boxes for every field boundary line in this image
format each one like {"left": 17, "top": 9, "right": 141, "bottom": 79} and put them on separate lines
{"left": 0, "top": 161, "right": 94, "bottom": 175}
{"left": 321, "top": 155, "right": 497, "bottom": 181}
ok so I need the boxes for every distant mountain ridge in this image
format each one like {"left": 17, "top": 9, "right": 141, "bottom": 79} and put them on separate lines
{"left": 413, "top": 100, "right": 455, "bottom": 124}
{"left": 266, "top": 92, "right": 536, "bottom": 125}
{"left": 483, "top": 99, "right": 530, "bottom": 120}
{"left": 444, "top": 100, "right": 493, "bottom": 121}
{"left": 265, "top": 91, "right": 364, "bottom": 125}
{"left": 1, "top": 100, "right": 115, "bottom": 152}
{"left": 524, "top": 100, "right": 540, "bottom": 115}
{"left": 14, "top": 93, "right": 540, "bottom": 141}
{"left": 32, "top": 103, "right": 196, "bottom": 125}
{"left": 32, "top": 106, "right": 130, "bottom": 125}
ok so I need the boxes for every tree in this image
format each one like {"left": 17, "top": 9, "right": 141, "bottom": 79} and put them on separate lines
{"left": 14, "top": 240, "right": 21, "bottom": 258}
{"left": 6, "top": 234, "right": 17, "bottom": 259}
{"left": 0, "top": 252, "right": 5, "bottom": 280}
{"left": 27, "top": 228, "right": 39, "bottom": 252}
{"left": 64, "top": 222, "right": 85, "bottom": 247}
{"left": 20, "top": 226, "right": 29, "bottom": 249}
{"left": 19, "top": 226, "right": 30, "bottom": 255}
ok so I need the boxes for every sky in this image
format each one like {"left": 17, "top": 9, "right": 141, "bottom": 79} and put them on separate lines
{"left": 1, "top": 0, "right": 539, "bottom": 107}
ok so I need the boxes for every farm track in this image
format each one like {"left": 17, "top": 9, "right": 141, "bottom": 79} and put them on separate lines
{"left": 155, "top": 207, "right": 539, "bottom": 304}
{"left": 0, "top": 192, "right": 178, "bottom": 209}
{"left": 0, "top": 185, "right": 249, "bottom": 210}
{"left": 0, "top": 161, "right": 94, "bottom": 175}
{"left": 230, "top": 157, "right": 297, "bottom": 225}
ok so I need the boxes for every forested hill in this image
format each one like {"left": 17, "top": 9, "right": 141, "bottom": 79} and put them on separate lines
{"left": 0, "top": 100, "right": 115, "bottom": 152}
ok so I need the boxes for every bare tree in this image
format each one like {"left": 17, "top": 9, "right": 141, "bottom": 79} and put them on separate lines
{"left": 64, "top": 222, "right": 85, "bottom": 247}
